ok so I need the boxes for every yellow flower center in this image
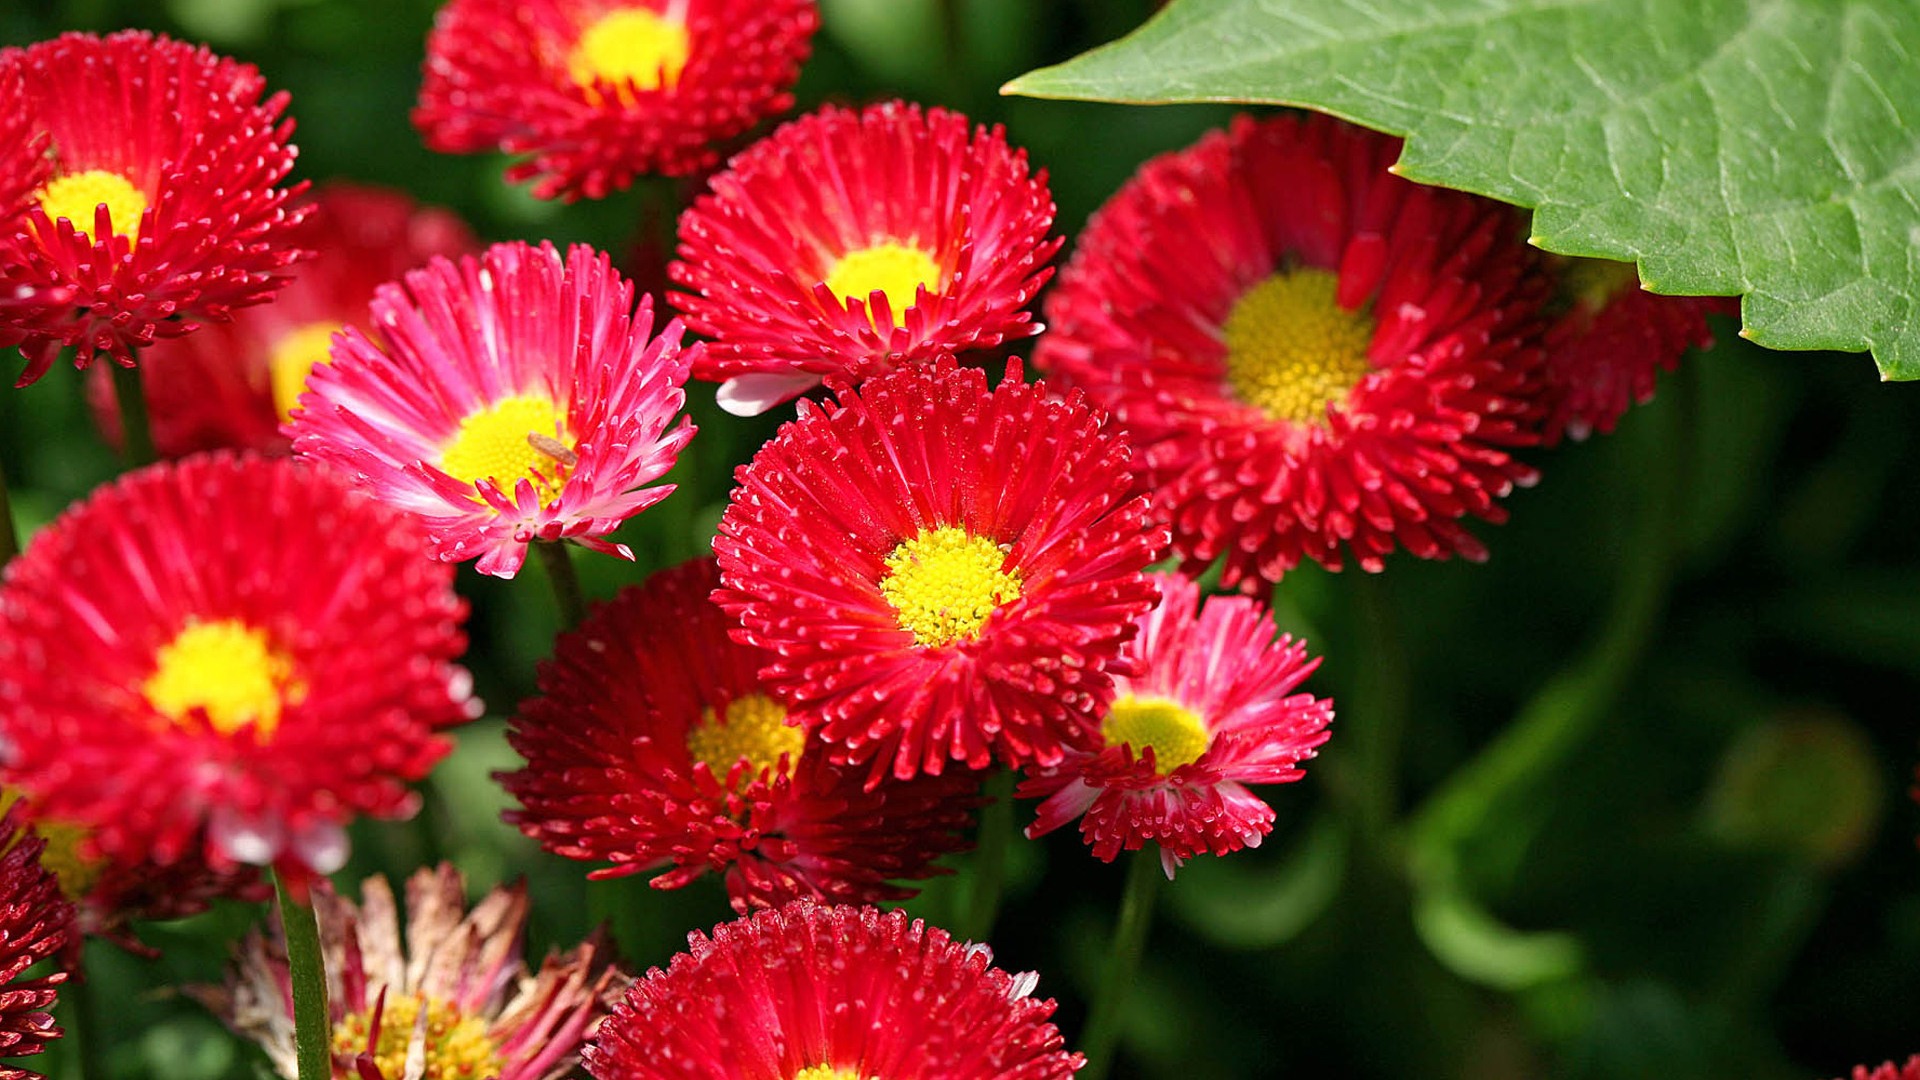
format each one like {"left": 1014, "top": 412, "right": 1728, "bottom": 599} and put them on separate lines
{"left": 268, "top": 322, "right": 342, "bottom": 422}
{"left": 569, "top": 6, "right": 691, "bottom": 99}
{"left": 1564, "top": 256, "right": 1639, "bottom": 310}
{"left": 1222, "top": 267, "right": 1375, "bottom": 425}
{"left": 330, "top": 994, "right": 501, "bottom": 1080}
{"left": 34, "top": 168, "right": 147, "bottom": 244}
{"left": 438, "top": 394, "right": 574, "bottom": 502}
{"left": 0, "top": 790, "right": 104, "bottom": 902}
{"left": 879, "top": 526, "right": 1022, "bottom": 648}
{"left": 142, "top": 619, "right": 302, "bottom": 739}
{"left": 823, "top": 242, "right": 941, "bottom": 325}
{"left": 791, "top": 1068, "right": 865, "bottom": 1080}
{"left": 686, "top": 693, "right": 805, "bottom": 779}
{"left": 1102, "top": 695, "right": 1210, "bottom": 775}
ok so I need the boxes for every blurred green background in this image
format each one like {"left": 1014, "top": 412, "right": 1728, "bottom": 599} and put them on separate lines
{"left": 3, "top": 0, "right": 1918, "bottom": 1077}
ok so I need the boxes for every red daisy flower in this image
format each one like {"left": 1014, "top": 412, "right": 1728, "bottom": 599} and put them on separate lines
{"left": 0, "top": 64, "right": 71, "bottom": 362}
{"left": 195, "top": 863, "right": 626, "bottom": 1080}
{"left": 1543, "top": 256, "right": 1727, "bottom": 441}
{"left": 86, "top": 183, "right": 478, "bottom": 459}
{"left": 713, "top": 358, "right": 1166, "bottom": 785}
{"left": 671, "top": 101, "right": 1061, "bottom": 415}
{"left": 1, "top": 789, "right": 265, "bottom": 951}
{"left": 0, "top": 804, "right": 74, "bottom": 1074}
{"left": 287, "top": 241, "right": 697, "bottom": 578}
{"left": 1019, "top": 572, "right": 1331, "bottom": 875}
{"left": 1835, "top": 1059, "right": 1920, "bottom": 1080}
{"left": 503, "top": 558, "right": 982, "bottom": 912}
{"left": 0, "top": 31, "right": 308, "bottom": 386}
{"left": 0, "top": 453, "right": 478, "bottom": 883}
{"left": 586, "top": 901, "right": 1082, "bottom": 1080}
{"left": 415, "top": 0, "right": 818, "bottom": 201}
{"left": 1033, "top": 113, "right": 1556, "bottom": 590}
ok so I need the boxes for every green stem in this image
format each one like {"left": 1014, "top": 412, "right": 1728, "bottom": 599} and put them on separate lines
{"left": 958, "top": 769, "right": 1015, "bottom": 942}
{"left": 111, "top": 364, "right": 155, "bottom": 468}
{"left": 1409, "top": 364, "right": 1693, "bottom": 855}
{"left": 1079, "top": 851, "right": 1163, "bottom": 1080}
{"left": 275, "top": 872, "right": 332, "bottom": 1080}
{"left": 1351, "top": 571, "right": 1410, "bottom": 843}
{"left": 534, "top": 541, "right": 586, "bottom": 629}
{"left": 64, "top": 967, "right": 103, "bottom": 1080}
{"left": 0, "top": 454, "right": 18, "bottom": 569}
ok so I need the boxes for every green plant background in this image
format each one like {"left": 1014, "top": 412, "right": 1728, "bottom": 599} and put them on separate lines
{"left": 3, "top": 1, "right": 1918, "bottom": 1077}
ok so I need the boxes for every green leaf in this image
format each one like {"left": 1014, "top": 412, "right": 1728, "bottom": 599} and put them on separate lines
{"left": 1005, "top": 0, "right": 1920, "bottom": 379}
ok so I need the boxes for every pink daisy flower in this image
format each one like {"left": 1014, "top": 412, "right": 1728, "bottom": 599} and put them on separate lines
{"left": 502, "top": 558, "right": 983, "bottom": 912}
{"left": 586, "top": 901, "right": 1082, "bottom": 1080}
{"left": 415, "top": 0, "right": 818, "bottom": 200}
{"left": 0, "top": 804, "right": 74, "bottom": 1075}
{"left": 0, "top": 31, "right": 308, "bottom": 385}
{"left": 714, "top": 358, "right": 1166, "bottom": 785}
{"left": 1020, "top": 572, "right": 1332, "bottom": 875}
{"left": 1034, "top": 113, "right": 1556, "bottom": 590}
{"left": 287, "top": 240, "right": 697, "bottom": 577}
{"left": 672, "top": 101, "right": 1061, "bottom": 415}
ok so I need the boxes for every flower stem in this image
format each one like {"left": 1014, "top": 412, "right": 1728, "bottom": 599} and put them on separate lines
{"left": 1078, "top": 851, "right": 1163, "bottom": 1080}
{"left": 111, "top": 363, "right": 155, "bottom": 467}
{"left": 275, "top": 871, "right": 332, "bottom": 1080}
{"left": 64, "top": 967, "right": 104, "bottom": 1080}
{"left": 958, "top": 768, "right": 1015, "bottom": 942}
{"left": 1350, "top": 571, "right": 1409, "bottom": 844}
{"left": 534, "top": 540, "right": 586, "bottom": 629}
{"left": 0, "top": 454, "right": 18, "bottom": 568}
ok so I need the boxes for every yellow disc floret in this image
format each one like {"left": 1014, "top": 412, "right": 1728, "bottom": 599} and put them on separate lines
{"left": 686, "top": 693, "right": 805, "bottom": 778}
{"left": 0, "top": 790, "right": 104, "bottom": 902}
{"left": 331, "top": 993, "right": 501, "bottom": 1080}
{"left": 35, "top": 168, "right": 148, "bottom": 245}
{"left": 569, "top": 7, "right": 692, "bottom": 99}
{"left": 791, "top": 1067, "right": 865, "bottom": 1080}
{"left": 1222, "top": 267, "right": 1375, "bottom": 425}
{"left": 879, "top": 526, "right": 1022, "bottom": 648}
{"left": 823, "top": 242, "right": 941, "bottom": 325}
{"left": 142, "top": 619, "right": 301, "bottom": 739}
{"left": 268, "top": 322, "right": 342, "bottom": 422}
{"left": 1102, "top": 695, "right": 1210, "bottom": 775}
{"left": 438, "top": 393, "right": 574, "bottom": 502}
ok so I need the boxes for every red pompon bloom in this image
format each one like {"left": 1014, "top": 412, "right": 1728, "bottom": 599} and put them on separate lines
{"left": 0, "top": 453, "right": 478, "bottom": 883}
{"left": 714, "top": 358, "right": 1166, "bottom": 785}
{"left": 586, "top": 901, "right": 1082, "bottom": 1080}
{"left": 1542, "top": 256, "right": 1726, "bottom": 441}
{"left": 1020, "top": 573, "right": 1332, "bottom": 876}
{"left": 0, "top": 31, "right": 308, "bottom": 386}
{"left": 194, "top": 864, "right": 626, "bottom": 1080}
{"left": 287, "top": 241, "right": 697, "bottom": 578}
{"left": 0, "top": 805, "right": 73, "bottom": 1074}
{"left": 415, "top": 0, "right": 818, "bottom": 201}
{"left": 87, "top": 183, "right": 478, "bottom": 458}
{"left": 1834, "top": 1058, "right": 1920, "bottom": 1080}
{"left": 1034, "top": 113, "right": 1557, "bottom": 590}
{"left": 503, "top": 558, "right": 982, "bottom": 912}
{"left": 672, "top": 101, "right": 1061, "bottom": 415}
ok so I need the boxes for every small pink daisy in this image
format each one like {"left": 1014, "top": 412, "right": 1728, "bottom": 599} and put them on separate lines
{"left": 1021, "top": 573, "right": 1332, "bottom": 875}
{"left": 287, "top": 240, "right": 697, "bottom": 577}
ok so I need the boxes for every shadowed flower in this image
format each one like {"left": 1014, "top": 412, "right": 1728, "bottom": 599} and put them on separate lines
{"left": 586, "top": 901, "right": 1082, "bottom": 1080}
{"left": 503, "top": 558, "right": 982, "bottom": 912}
{"left": 287, "top": 240, "right": 697, "bottom": 578}
{"left": 0, "top": 804, "right": 74, "bottom": 1076}
{"left": 714, "top": 358, "right": 1166, "bottom": 785}
{"left": 87, "top": 183, "right": 478, "bottom": 458}
{"left": 0, "top": 31, "right": 308, "bottom": 386}
{"left": 672, "top": 101, "right": 1060, "bottom": 415}
{"left": 1020, "top": 573, "right": 1332, "bottom": 876}
{"left": 415, "top": 0, "right": 818, "bottom": 200}
{"left": 1542, "top": 256, "right": 1726, "bottom": 441}
{"left": 1034, "top": 113, "right": 1557, "bottom": 590}
{"left": 0, "top": 453, "right": 478, "bottom": 883}
{"left": 194, "top": 863, "right": 626, "bottom": 1080}
{"left": 1834, "top": 1058, "right": 1920, "bottom": 1080}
